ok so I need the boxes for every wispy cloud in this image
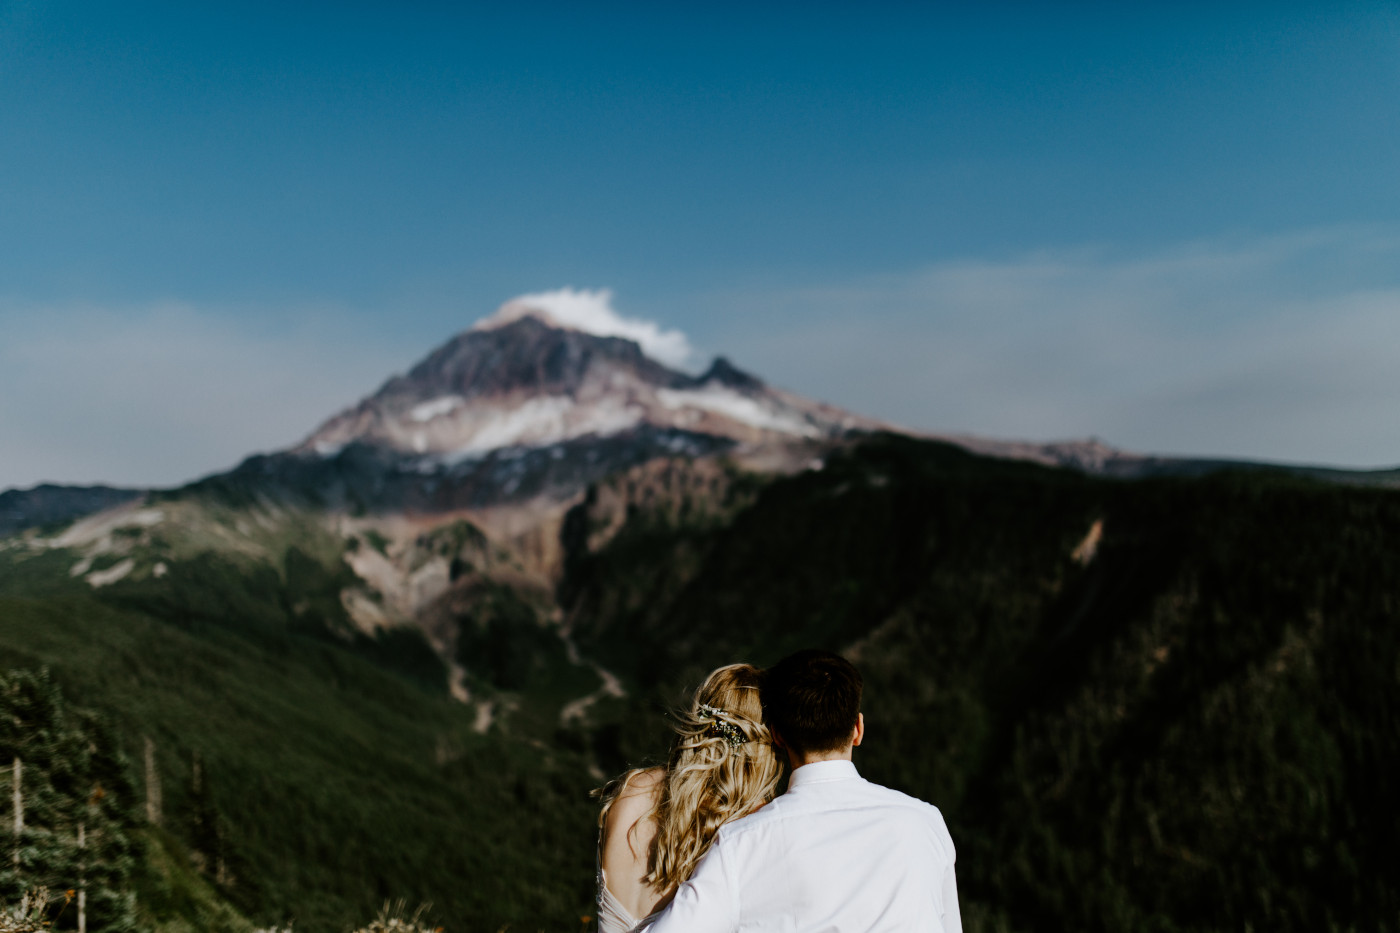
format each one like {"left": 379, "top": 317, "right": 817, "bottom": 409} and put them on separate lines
{"left": 0, "top": 302, "right": 418, "bottom": 489}
{"left": 708, "top": 226, "right": 1400, "bottom": 468}
{"left": 477, "top": 288, "right": 695, "bottom": 369}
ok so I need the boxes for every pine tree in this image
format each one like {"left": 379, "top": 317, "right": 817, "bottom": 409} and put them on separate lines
{"left": 0, "top": 670, "right": 137, "bottom": 931}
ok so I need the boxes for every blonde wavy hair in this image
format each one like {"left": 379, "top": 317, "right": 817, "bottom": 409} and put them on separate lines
{"left": 596, "top": 663, "right": 783, "bottom": 892}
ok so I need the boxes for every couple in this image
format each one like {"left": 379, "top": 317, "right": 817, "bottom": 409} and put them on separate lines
{"left": 596, "top": 650, "right": 962, "bottom": 933}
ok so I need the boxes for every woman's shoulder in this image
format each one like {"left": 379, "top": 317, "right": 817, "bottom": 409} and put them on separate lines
{"left": 601, "top": 767, "right": 664, "bottom": 867}
{"left": 625, "top": 766, "right": 665, "bottom": 791}
{"left": 605, "top": 767, "right": 664, "bottom": 827}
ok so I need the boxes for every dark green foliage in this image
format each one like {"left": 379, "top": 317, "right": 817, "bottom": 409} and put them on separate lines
{"left": 0, "top": 486, "right": 141, "bottom": 538}
{"left": 3, "top": 434, "right": 1396, "bottom": 931}
{"left": 104, "top": 552, "right": 288, "bottom": 633}
{"left": 282, "top": 546, "right": 449, "bottom": 691}
{"left": 454, "top": 582, "right": 562, "bottom": 691}
{"left": 0, "top": 669, "right": 139, "bottom": 931}
{"left": 129, "top": 825, "right": 249, "bottom": 933}
{"left": 417, "top": 520, "right": 488, "bottom": 558}
{"left": 563, "top": 436, "right": 1400, "bottom": 933}
{"left": 357, "top": 627, "right": 449, "bottom": 695}
{"left": 282, "top": 546, "right": 356, "bottom": 634}
{"left": 0, "top": 564, "right": 595, "bottom": 931}
{"left": 362, "top": 529, "right": 391, "bottom": 558}
{"left": 99, "top": 547, "right": 447, "bottom": 695}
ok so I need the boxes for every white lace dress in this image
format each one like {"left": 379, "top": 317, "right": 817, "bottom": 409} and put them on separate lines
{"left": 596, "top": 865, "right": 662, "bottom": 933}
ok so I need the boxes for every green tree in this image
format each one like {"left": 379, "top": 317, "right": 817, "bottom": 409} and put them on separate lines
{"left": 0, "top": 669, "right": 137, "bottom": 931}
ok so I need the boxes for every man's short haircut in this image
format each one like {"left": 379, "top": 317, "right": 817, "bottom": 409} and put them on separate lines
{"left": 763, "top": 649, "right": 863, "bottom": 755}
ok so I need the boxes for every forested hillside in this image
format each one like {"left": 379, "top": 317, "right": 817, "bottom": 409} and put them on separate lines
{"left": 562, "top": 436, "right": 1399, "bottom": 933}
{"left": 0, "top": 548, "right": 597, "bottom": 931}
{"left": 1, "top": 434, "right": 1396, "bottom": 931}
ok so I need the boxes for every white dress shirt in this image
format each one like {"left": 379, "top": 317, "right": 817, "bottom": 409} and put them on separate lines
{"left": 647, "top": 759, "right": 962, "bottom": 933}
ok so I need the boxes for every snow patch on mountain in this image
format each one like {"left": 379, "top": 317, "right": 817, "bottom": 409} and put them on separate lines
{"left": 656, "top": 386, "right": 820, "bottom": 437}
{"left": 410, "top": 395, "right": 465, "bottom": 423}
{"left": 443, "top": 395, "right": 645, "bottom": 463}
{"left": 450, "top": 396, "right": 574, "bottom": 458}
{"left": 473, "top": 288, "right": 693, "bottom": 369}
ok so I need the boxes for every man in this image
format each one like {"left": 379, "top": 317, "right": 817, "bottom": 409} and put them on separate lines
{"left": 647, "top": 649, "right": 962, "bottom": 933}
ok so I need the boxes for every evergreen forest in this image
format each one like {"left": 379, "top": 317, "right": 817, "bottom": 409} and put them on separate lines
{"left": 1, "top": 435, "right": 1396, "bottom": 931}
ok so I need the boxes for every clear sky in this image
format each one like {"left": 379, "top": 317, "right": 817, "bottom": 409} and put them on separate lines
{"left": 3, "top": 1, "right": 1398, "bottom": 489}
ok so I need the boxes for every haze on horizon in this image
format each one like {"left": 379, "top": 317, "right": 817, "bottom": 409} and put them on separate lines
{"left": 2, "top": 2, "right": 1398, "bottom": 490}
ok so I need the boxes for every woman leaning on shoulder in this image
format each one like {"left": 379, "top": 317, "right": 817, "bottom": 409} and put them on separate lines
{"left": 594, "top": 663, "right": 782, "bottom": 933}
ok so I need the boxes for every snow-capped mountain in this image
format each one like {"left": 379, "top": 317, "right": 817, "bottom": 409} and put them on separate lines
{"left": 14, "top": 290, "right": 1395, "bottom": 542}
{"left": 180, "top": 297, "right": 884, "bottom": 516}
{"left": 293, "top": 301, "right": 878, "bottom": 470}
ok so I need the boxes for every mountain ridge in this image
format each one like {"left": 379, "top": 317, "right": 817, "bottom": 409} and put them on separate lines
{"left": 5, "top": 301, "right": 1396, "bottom": 538}
{"left": 0, "top": 483, "right": 143, "bottom": 537}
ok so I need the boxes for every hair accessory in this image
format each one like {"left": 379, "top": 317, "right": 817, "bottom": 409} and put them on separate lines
{"left": 698, "top": 704, "right": 747, "bottom": 748}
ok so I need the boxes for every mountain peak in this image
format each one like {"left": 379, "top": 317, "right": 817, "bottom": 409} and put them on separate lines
{"left": 470, "top": 288, "right": 692, "bottom": 369}
{"left": 391, "top": 316, "right": 683, "bottom": 404}
{"left": 700, "top": 356, "right": 764, "bottom": 392}
{"left": 292, "top": 299, "right": 876, "bottom": 477}
{"left": 470, "top": 299, "right": 566, "bottom": 337}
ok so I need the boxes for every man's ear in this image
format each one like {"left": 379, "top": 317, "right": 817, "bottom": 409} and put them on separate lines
{"left": 770, "top": 726, "right": 786, "bottom": 749}
{"left": 851, "top": 712, "right": 865, "bottom": 748}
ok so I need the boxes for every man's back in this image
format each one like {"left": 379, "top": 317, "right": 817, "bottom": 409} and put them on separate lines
{"left": 648, "top": 760, "right": 961, "bottom": 933}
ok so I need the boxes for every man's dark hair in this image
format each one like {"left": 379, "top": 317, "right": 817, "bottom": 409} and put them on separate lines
{"left": 763, "top": 649, "right": 863, "bottom": 754}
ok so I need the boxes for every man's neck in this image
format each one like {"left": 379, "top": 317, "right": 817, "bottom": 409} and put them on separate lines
{"left": 786, "top": 747, "right": 853, "bottom": 771}
{"left": 781, "top": 714, "right": 864, "bottom": 772}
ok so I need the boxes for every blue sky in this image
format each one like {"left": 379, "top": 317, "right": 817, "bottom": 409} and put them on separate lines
{"left": 2, "top": 2, "right": 1398, "bottom": 488}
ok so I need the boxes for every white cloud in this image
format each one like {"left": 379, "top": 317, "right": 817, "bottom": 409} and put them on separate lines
{"left": 475, "top": 287, "right": 694, "bottom": 369}
{"left": 705, "top": 226, "right": 1400, "bottom": 469}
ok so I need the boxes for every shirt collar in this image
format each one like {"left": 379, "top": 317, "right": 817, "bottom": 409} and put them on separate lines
{"left": 788, "top": 758, "right": 859, "bottom": 789}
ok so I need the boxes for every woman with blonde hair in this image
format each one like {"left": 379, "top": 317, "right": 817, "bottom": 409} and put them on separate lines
{"left": 594, "top": 663, "right": 783, "bottom": 933}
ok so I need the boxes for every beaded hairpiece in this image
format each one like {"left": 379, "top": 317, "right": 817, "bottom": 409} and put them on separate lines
{"left": 697, "top": 703, "right": 747, "bottom": 749}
